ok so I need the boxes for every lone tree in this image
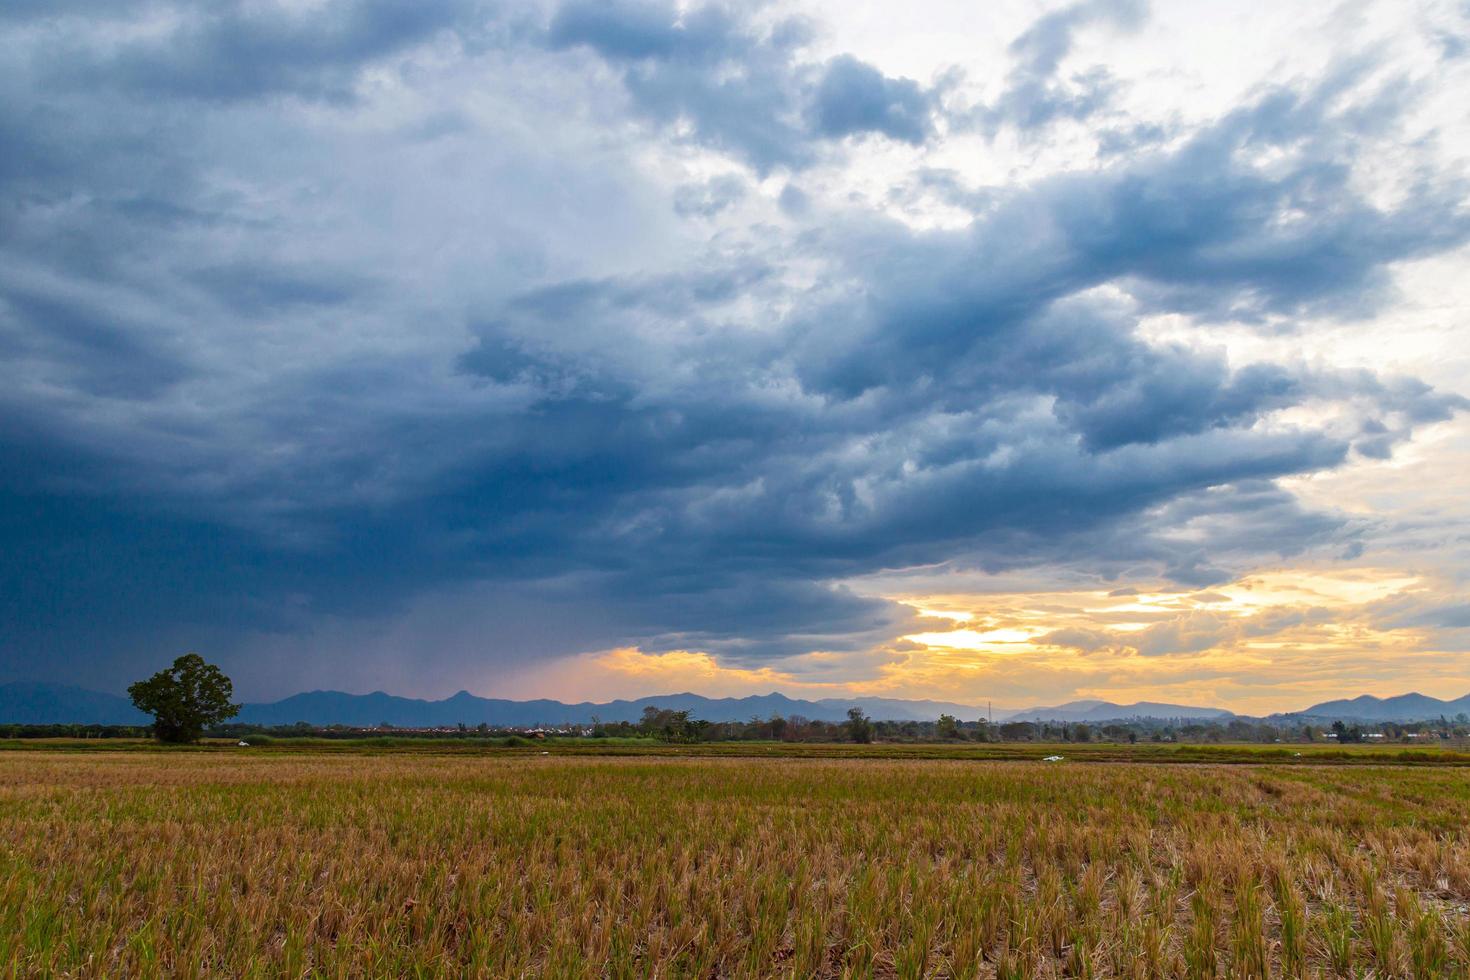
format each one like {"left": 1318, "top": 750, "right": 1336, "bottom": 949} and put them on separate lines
{"left": 128, "top": 654, "right": 240, "bottom": 743}
{"left": 846, "top": 706, "right": 873, "bottom": 744}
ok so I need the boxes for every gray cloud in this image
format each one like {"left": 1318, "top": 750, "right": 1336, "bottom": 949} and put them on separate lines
{"left": 673, "top": 174, "right": 749, "bottom": 218}
{"left": 57, "top": 0, "right": 486, "bottom": 103}
{"left": 810, "top": 55, "right": 934, "bottom": 144}
{"left": 0, "top": 0, "right": 1466, "bottom": 697}
{"left": 961, "top": 0, "right": 1148, "bottom": 136}
{"left": 547, "top": 0, "right": 942, "bottom": 169}
{"left": 1041, "top": 605, "right": 1334, "bottom": 658}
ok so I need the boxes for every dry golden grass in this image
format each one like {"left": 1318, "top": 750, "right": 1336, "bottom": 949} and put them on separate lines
{"left": 3, "top": 750, "right": 1469, "bottom": 977}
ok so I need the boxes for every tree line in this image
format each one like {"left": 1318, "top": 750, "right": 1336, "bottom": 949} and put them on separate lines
{"left": 587, "top": 707, "right": 1470, "bottom": 745}
{"left": 14, "top": 655, "right": 1469, "bottom": 745}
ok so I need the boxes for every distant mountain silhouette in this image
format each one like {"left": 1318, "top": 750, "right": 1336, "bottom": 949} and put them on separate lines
{"left": 1293, "top": 692, "right": 1470, "bottom": 722}
{"left": 233, "top": 690, "right": 990, "bottom": 727}
{"left": 0, "top": 683, "right": 991, "bottom": 726}
{"left": 0, "top": 682, "right": 149, "bottom": 725}
{"left": 1001, "top": 700, "right": 1235, "bottom": 723}
{"left": 6, "top": 681, "right": 1470, "bottom": 727}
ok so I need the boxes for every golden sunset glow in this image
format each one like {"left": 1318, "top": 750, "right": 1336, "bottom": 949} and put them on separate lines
{"left": 902, "top": 627, "right": 1043, "bottom": 651}
{"left": 500, "top": 563, "right": 1470, "bottom": 717}
{"left": 875, "top": 566, "right": 1470, "bottom": 714}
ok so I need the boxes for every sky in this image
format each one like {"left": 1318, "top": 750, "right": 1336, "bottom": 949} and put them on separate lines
{"left": 2, "top": 0, "right": 1469, "bottom": 714}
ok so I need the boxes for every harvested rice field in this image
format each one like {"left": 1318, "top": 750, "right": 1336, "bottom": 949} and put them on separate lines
{"left": 3, "top": 749, "right": 1469, "bottom": 977}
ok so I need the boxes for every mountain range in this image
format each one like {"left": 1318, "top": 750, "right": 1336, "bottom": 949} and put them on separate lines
{"left": 1283, "top": 692, "right": 1470, "bottom": 723}
{"left": 1001, "top": 700, "right": 1236, "bottom": 723}
{"left": 233, "top": 690, "right": 988, "bottom": 727}
{"left": 0, "top": 684, "right": 988, "bottom": 727}
{"left": 3, "top": 682, "right": 1469, "bottom": 727}
{"left": 0, "top": 682, "right": 150, "bottom": 725}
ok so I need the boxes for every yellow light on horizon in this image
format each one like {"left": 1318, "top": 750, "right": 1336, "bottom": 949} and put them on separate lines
{"left": 912, "top": 607, "right": 975, "bottom": 623}
{"left": 903, "top": 627, "right": 1040, "bottom": 651}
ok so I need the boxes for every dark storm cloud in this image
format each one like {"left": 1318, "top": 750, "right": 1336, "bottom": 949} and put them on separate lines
{"left": 1080, "top": 482, "right": 1359, "bottom": 587}
{"left": 57, "top": 0, "right": 484, "bottom": 103}
{"left": 546, "top": 0, "right": 942, "bottom": 168}
{"left": 0, "top": 0, "right": 136, "bottom": 22}
{"left": 1, "top": 289, "right": 189, "bottom": 400}
{"left": 798, "top": 68, "right": 1470, "bottom": 406}
{"left": 1, "top": 0, "right": 1467, "bottom": 695}
{"left": 190, "top": 263, "right": 366, "bottom": 318}
{"left": 810, "top": 55, "right": 935, "bottom": 144}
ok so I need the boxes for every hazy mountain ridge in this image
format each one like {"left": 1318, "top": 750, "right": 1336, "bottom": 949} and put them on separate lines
{"left": 234, "top": 690, "right": 990, "bottom": 726}
{"left": 1291, "top": 692, "right": 1470, "bottom": 722}
{"left": 0, "top": 684, "right": 990, "bottom": 727}
{"left": 0, "top": 682, "right": 149, "bottom": 725}
{"left": 1003, "top": 700, "right": 1236, "bottom": 724}
{"left": 4, "top": 682, "right": 1469, "bottom": 727}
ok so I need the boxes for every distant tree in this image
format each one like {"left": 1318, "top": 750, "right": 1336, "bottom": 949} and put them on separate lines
{"left": 638, "top": 707, "right": 695, "bottom": 742}
{"left": 1072, "top": 723, "right": 1092, "bottom": 743}
{"left": 999, "top": 721, "right": 1037, "bottom": 742}
{"left": 663, "top": 710, "right": 693, "bottom": 742}
{"left": 1226, "top": 719, "right": 1255, "bottom": 741}
{"left": 846, "top": 707, "right": 873, "bottom": 744}
{"left": 936, "top": 714, "right": 960, "bottom": 740}
{"left": 127, "top": 654, "right": 240, "bottom": 744}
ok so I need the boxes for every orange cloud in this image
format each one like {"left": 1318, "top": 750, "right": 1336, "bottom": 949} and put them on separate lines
{"left": 497, "top": 566, "right": 1470, "bottom": 716}
{"left": 875, "top": 567, "right": 1470, "bottom": 713}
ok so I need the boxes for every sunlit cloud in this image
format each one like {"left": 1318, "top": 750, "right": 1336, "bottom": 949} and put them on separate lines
{"left": 496, "top": 560, "right": 1470, "bottom": 716}
{"left": 902, "top": 627, "right": 1045, "bottom": 651}
{"left": 856, "top": 565, "right": 1470, "bottom": 713}
{"left": 501, "top": 647, "right": 848, "bottom": 703}
{"left": 1, "top": 0, "right": 1467, "bottom": 710}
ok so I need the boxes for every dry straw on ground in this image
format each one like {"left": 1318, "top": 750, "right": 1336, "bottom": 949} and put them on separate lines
{"left": 2, "top": 750, "right": 1469, "bottom": 977}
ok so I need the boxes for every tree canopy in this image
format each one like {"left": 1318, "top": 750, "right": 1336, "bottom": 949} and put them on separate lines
{"left": 127, "top": 654, "right": 240, "bottom": 743}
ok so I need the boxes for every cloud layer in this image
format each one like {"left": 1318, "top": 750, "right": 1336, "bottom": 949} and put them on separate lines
{"left": 2, "top": 0, "right": 1468, "bottom": 703}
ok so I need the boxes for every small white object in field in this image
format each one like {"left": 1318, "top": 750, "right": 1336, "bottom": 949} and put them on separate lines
{"left": 237, "top": 741, "right": 250, "bottom": 747}
{"left": 540, "top": 751, "right": 550, "bottom": 755}
{"left": 1293, "top": 752, "right": 1302, "bottom": 757}
{"left": 1043, "top": 755, "right": 1063, "bottom": 762}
